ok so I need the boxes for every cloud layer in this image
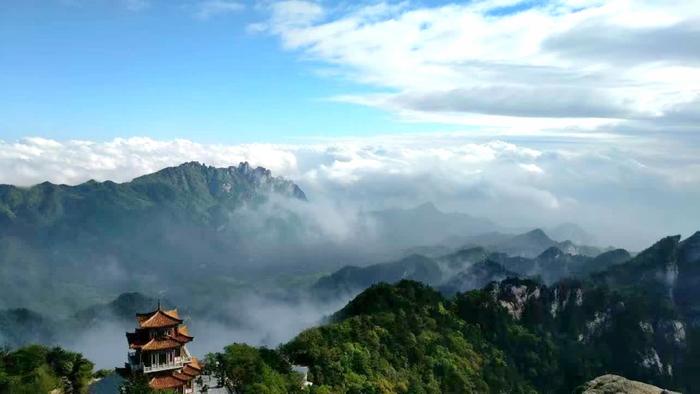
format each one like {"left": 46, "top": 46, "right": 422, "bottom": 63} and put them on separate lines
{"left": 1, "top": 135, "right": 698, "bottom": 249}
{"left": 252, "top": 0, "right": 700, "bottom": 135}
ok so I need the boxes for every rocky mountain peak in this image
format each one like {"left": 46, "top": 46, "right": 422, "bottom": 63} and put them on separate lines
{"left": 135, "top": 161, "right": 306, "bottom": 201}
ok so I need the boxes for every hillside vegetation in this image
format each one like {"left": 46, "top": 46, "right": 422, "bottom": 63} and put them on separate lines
{"left": 204, "top": 232, "right": 700, "bottom": 393}
{"left": 0, "top": 345, "right": 93, "bottom": 394}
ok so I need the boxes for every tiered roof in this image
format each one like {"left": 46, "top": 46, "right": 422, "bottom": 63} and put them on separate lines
{"left": 127, "top": 325, "right": 194, "bottom": 350}
{"left": 127, "top": 304, "right": 194, "bottom": 352}
{"left": 148, "top": 358, "right": 202, "bottom": 390}
{"left": 136, "top": 308, "right": 182, "bottom": 328}
{"left": 148, "top": 375, "right": 186, "bottom": 390}
{"left": 121, "top": 303, "right": 202, "bottom": 392}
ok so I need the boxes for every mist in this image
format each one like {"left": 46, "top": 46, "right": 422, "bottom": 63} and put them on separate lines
{"left": 2, "top": 137, "right": 699, "bottom": 250}
{"left": 61, "top": 294, "right": 351, "bottom": 370}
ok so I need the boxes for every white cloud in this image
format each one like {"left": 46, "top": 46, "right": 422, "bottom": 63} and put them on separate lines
{"left": 252, "top": 0, "right": 700, "bottom": 132}
{"left": 1, "top": 134, "right": 698, "bottom": 249}
{"left": 194, "top": 0, "right": 244, "bottom": 20}
{"left": 248, "top": 0, "right": 324, "bottom": 34}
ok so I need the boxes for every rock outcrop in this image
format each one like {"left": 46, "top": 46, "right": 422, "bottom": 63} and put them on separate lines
{"left": 577, "top": 374, "right": 680, "bottom": 394}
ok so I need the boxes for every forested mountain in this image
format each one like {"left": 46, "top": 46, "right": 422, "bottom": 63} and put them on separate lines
{"left": 205, "top": 231, "right": 700, "bottom": 393}
{"left": 0, "top": 162, "right": 606, "bottom": 319}
{"left": 0, "top": 162, "right": 308, "bottom": 314}
{"left": 2, "top": 162, "right": 697, "bottom": 394}
{"left": 463, "top": 228, "right": 604, "bottom": 258}
{"left": 2, "top": 231, "right": 698, "bottom": 393}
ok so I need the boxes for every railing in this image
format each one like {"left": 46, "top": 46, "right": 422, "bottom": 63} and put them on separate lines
{"left": 141, "top": 356, "right": 192, "bottom": 373}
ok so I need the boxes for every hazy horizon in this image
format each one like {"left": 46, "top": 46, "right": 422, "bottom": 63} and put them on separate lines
{"left": 1, "top": 2, "right": 700, "bottom": 391}
{"left": 3, "top": 0, "right": 699, "bottom": 251}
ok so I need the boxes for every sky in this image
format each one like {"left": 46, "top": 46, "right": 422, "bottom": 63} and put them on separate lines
{"left": 1, "top": 0, "right": 700, "bottom": 248}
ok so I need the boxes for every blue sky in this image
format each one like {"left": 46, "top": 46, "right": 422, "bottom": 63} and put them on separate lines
{"left": 2, "top": 0, "right": 699, "bottom": 145}
{"left": 1, "top": 0, "right": 699, "bottom": 247}
{"left": 0, "top": 0, "right": 470, "bottom": 143}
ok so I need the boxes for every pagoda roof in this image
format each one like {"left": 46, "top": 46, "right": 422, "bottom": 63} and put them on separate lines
{"left": 139, "top": 338, "right": 182, "bottom": 351}
{"left": 127, "top": 326, "right": 193, "bottom": 350}
{"left": 178, "top": 324, "right": 191, "bottom": 336}
{"left": 136, "top": 308, "right": 182, "bottom": 328}
{"left": 172, "top": 371, "right": 191, "bottom": 381}
{"left": 187, "top": 357, "right": 202, "bottom": 370}
{"left": 180, "top": 366, "right": 199, "bottom": 378}
{"left": 172, "top": 325, "right": 194, "bottom": 342}
{"left": 179, "top": 360, "right": 202, "bottom": 379}
{"left": 149, "top": 375, "right": 188, "bottom": 390}
{"left": 146, "top": 357, "right": 202, "bottom": 390}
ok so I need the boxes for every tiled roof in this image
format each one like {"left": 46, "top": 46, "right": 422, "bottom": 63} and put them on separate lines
{"left": 178, "top": 325, "right": 191, "bottom": 337}
{"left": 126, "top": 330, "right": 153, "bottom": 349}
{"left": 182, "top": 365, "right": 202, "bottom": 377}
{"left": 137, "top": 309, "right": 182, "bottom": 328}
{"left": 172, "top": 326, "right": 194, "bottom": 344}
{"left": 128, "top": 327, "right": 191, "bottom": 349}
{"left": 149, "top": 375, "right": 187, "bottom": 390}
{"left": 173, "top": 371, "right": 196, "bottom": 381}
{"left": 145, "top": 356, "right": 202, "bottom": 390}
{"left": 140, "top": 338, "right": 182, "bottom": 351}
{"left": 188, "top": 357, "right": 202, "bottom": 370}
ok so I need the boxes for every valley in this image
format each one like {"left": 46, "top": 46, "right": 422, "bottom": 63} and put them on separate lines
{"left": 0, "top": 163, "right": 697, "bottom": 393}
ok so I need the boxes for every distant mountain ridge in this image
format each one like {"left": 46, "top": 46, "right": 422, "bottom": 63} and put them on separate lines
{"left": 0, "top": 161, "right": 305, "bottom": 232}
{"left": 313, "top": 228, "right": 620, "bottom": 298}
{"left": 0, "top": 162, "right": 308, "bottom": 313}
{"left": 463, "top": 228, "right": 604, "bottom": 258}
{"left": 286, "top": 231, "right": 700, "bottom": 393}
{"left": 0, "top": 291, "right": 159, "bottom": 349}
{"left": 368, "top": 202, "right": 501, "bottom": 250}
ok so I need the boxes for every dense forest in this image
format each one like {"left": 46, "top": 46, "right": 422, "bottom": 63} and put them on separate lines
{"left": 199, "top": 233, "right": 700, "bottom": 393}
{"left": 200, "top": 278, "right": 695, "bottom": 393}
{"left": 0, "top": 345, "right": 95, "bottom": 393}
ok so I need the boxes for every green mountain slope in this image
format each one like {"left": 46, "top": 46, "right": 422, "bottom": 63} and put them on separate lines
{"left": 0, "top": 162, "right": 307, "bottom": 314}
{"left": 205, "top": 232, "right": 700, "bottom": 393}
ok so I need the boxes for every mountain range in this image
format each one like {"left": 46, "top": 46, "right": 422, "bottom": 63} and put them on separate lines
{"left": 226, "top": 230, "right": 700, "bottom": 393}
{"left": 312, "top": 228, "right": 624, "bottom": 299}
{"left": 0, "top": 162, "right": 308, "bottom": 314}
{"left": 2, "top": 162, "right": 697, "bottom": 393}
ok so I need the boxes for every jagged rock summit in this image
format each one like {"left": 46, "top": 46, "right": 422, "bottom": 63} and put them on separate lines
{"left": 135, "top": 161, "right": 307, "bottom": 201}
{"left": 578, "top": 374, "right": 680, "bottom": 394}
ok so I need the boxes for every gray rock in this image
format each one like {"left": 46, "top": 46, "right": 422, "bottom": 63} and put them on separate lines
{"left": 578, "top": 374, "right": 680, "bottom": 394}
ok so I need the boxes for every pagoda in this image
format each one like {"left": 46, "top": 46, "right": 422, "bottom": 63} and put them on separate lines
{"left": 117, "top": 302, "right": 202, "bottom": 393}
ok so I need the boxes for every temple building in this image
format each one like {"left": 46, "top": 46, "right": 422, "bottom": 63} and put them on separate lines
{"left": 117, "top": 303, "right": 202, "bottom": 393}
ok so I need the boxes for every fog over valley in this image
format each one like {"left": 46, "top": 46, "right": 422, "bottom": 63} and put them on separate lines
{"left": 0, "top": 160, "right": 696, "bottom": 372}
{"left": 1, "top": 0, "right": 699, "bottom": 392}
{"left": 2, "top": 137, "right": 698, "bottom": 250}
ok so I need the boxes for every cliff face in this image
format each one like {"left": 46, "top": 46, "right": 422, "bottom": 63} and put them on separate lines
{"left": 482, "top": 256, "right": 695, "bottom": 389}
{"left": 578, "top": 374, "right": 680, "bottom": 394}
